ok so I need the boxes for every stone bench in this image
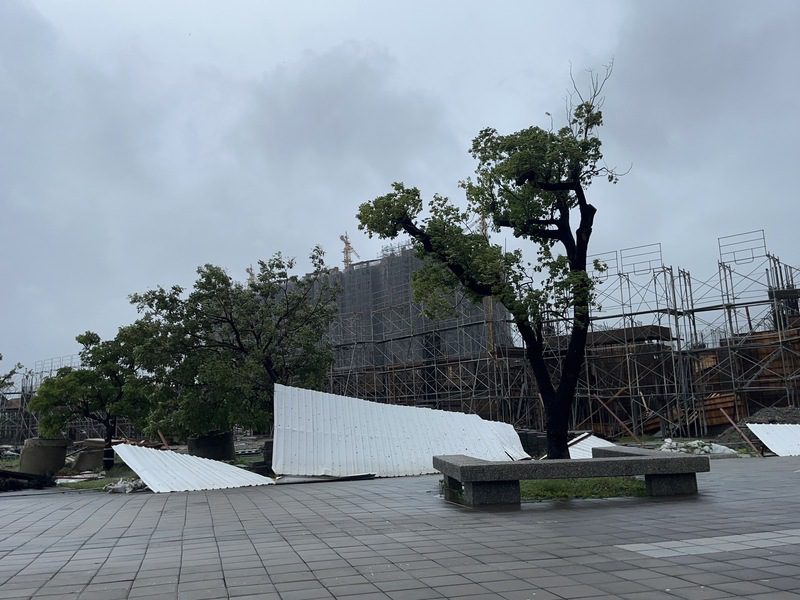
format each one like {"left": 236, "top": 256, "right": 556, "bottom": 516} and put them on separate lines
{"left": 433, "top": 446, "right": 710, "bottom": 507}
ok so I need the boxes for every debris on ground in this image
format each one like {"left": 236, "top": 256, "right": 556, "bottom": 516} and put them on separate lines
{"left": 104, "top": 478, "right": 149, "bottom": 494}
{"left": 1, "top": 445, "right": 20, "bottom": 459}
{"left": 716, "top": 406, "right": 800, "bottom": 449}
{"left": 1, "top": 468, "right": 55, "bottom": 492}
{"left": 659, "top": 438, "right": 736, "bottom": 455}
{"left": 55, "top": 471, "right": 101, "bottom": 485}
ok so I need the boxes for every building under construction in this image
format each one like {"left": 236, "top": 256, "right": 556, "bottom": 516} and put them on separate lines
{"left": 4, "top": 230, "right": 797, "bottom": 445}
{"left": 329, "top": 231, "right": 800, "bottom": 439}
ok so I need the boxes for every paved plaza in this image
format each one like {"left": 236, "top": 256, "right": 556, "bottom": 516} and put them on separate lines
{"left": 2, "top": 456, "right": 800, "bottom": 600}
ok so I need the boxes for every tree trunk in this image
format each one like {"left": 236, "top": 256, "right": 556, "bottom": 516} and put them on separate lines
{"left": 544, "top": 391, "right": 571, "bottom": 459}
{"left": 103, "top": 417, "right": 116, "bottom": 470}
{"left": 518, "top": 323, "right": 573, "bottom": 459}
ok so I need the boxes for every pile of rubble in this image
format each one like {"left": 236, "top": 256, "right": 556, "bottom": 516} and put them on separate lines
{"left": 658, "top": 438, "right": 736, "bottom": 455}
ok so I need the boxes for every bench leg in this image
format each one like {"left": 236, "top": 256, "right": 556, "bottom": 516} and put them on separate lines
{"left": 463, "top": 481, "right": 520, "bottom": 506}
{"left": 441, "top": 476, "right": 464, "bottom": 503}
{"left": 645, "top": 473, "right": 698, "bottom": 496}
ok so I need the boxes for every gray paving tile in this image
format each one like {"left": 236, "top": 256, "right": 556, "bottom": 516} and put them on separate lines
{"left": 324, "top": 582, "right": 383, "bottom": 596}
{"left": 712, "top": 581, "right": 780, "bottom": 595}
{"left": 500, "top": 591, "right": 561, "bottom": 600}
{"left": 0, "top": 590, "right": 39, "bottom": 600}
{"left": 481, "top": 578, "right": 531, "bottom": 593}
{"left": 127, "top": 584, "right": 178, "bottom": 598}
{"left": 668, "top": 586, "right": 737, "bottom": 600}
{"left": 594, "top": 580, "right": 652, "bottom": 594}
{"left": 375, "top": 578, "right": 427, "bottom": 592}
{"left": 430, "top": 583, "right": 491, "bottom": 597}
{"left": 417, "top": 574, "right": 471, "bottom": 587}
{"left": 227, "top": 584, "right": 276, "bottom": 596}
{"left": 386, "top": 589, "right": 444, "bottom": 600}
{"left": 279, "top": 589, "right": 334, "bottom": 600}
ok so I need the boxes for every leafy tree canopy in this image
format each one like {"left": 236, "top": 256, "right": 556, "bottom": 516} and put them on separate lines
{"left": 129, "top": 246, "right": 338, "bottom": 438}
{"left": 29, "top": 331, "right": 150, "bottom": 446}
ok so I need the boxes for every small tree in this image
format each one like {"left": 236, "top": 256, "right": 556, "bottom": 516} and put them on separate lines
{"left": 29, "top": 331, "right": 150, "bottom": 466}
{"left": 129, "top": 247, "right": 338, "bottom": 438}
{"left": 358, "top": 68, "right": 617, "bottom": 458}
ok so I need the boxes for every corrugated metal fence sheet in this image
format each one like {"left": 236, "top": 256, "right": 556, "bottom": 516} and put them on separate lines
{"left": 568, "top": 433, "right": 616, "bottom": 459}
{"left": 746, "top": 424, "right": 800, "bottom": 456}
{"left": 114, "top": 444, "right": 275, "bottom": 493}
{"left": 271, "top": 384, "right": 529, "bottom": 477}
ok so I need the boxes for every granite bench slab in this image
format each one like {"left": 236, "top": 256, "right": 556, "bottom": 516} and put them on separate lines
{"left": 434, "top": 446, "right": 710, "bottom": 506}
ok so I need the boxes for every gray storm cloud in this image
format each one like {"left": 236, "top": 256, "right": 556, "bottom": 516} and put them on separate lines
{"left": 0, "top": 2, "right": 461, "bottom": 366}
{"left": 2, "top": 0, "right": 799, "bottom": 369}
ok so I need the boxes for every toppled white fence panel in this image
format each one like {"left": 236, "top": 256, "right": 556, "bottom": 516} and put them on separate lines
{"left": 114, "top": 444, "right": 274, "bottom": 493}
{"left": 272, "top": 384, "right": 529, "bottom": 477}
{"left": 746, "top": 424, "right": 800, "bottom": 456}
{"left": 567, "top": 433, "right": 616, "bottom": 459}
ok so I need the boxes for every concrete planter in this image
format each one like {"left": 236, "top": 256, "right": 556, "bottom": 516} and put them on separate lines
{"left": 19, "top": 438, "right": 69, "bottom": 476}
{"left": 187, "top": 430, "right": 235, "bottom": 461}
{"left": 74, "top": 449, "right": 105, "bottom": 471}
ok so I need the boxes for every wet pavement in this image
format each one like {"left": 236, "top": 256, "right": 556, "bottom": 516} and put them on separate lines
{"left": 2, "top": 456, "right": 800, "bottom": 599}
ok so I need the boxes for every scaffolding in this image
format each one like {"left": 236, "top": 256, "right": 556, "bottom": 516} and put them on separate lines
{"left": 1, "top": 355, "right": 83, "bottom": 444}
{"left": 570, "top": 231, "right": 800, "bottom": 438}
{"left": 328, "top": 231, "right": 800, "bottom": 437}
{"left": 328, "top": 245, "right": 540, "bottom": 427}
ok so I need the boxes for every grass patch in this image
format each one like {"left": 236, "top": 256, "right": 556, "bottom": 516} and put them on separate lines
{"left": 59, "top": 478, "right": 118, "bottom": 491}
{"left": 520, "top": 477, "right": 646, "bottom": 501}
{"left": 233, "top": 453, "right": 263, "bottom": 467}
{"left": 1, "top": 456, "right": 21, "bottom": 470}
{"left": 735, "top": 447, "right": 758, "bottom": 457}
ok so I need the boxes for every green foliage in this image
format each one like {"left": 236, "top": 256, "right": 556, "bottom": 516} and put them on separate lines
{"left": 0, "top": 353, "right": 21, "bottom": 393}
{"left": 356, "top": 182, "right": 423, "bottom": 238}
{"left": 359, "top": 183, "right": 524, "bottom": 320}
{"left": 29, "top": 332, "right": 150, "bottom": 440}
{"left": 519, "top": 476, "right": 646, "bottom": 501}
{"left": 0, "top": 455, "right": 20, "bottom": 470}
{"left": 29, "top": 368, "right": 78, "bottom": 438}
{"left": 128, "top": 247, "right": 338, "bottom": 438}
{"left": 357, "top": 76, "right": 613, "bottom": 327}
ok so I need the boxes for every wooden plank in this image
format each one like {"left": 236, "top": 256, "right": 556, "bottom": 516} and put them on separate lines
{"left": 157, "top": 430, "right": 171, "bottom": 450}
{"left": 719, "top": 408, "right": 762, "bottom": 456}
{"left": 595, "top": 395, "right": 641, "bottom": 443}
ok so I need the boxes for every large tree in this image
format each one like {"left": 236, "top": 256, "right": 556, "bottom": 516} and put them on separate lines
{"left": 129, "top": 247, "right": 338, "bottom": 438}
{"left": 358, "top": 69, "right": 616, "bottom": 458}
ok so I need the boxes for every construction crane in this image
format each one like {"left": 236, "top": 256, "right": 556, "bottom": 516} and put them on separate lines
{"left": 339, "top": 232, "right": 360, "bottom": 269}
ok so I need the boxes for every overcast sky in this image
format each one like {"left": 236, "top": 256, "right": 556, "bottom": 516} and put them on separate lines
{"left": 2, "top": 0, "right": 798, "bottom": 370}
